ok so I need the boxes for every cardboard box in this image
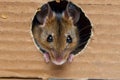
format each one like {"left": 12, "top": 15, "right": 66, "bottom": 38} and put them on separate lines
{"left": 0, "top": 0, "right": 120, "bottom": 79}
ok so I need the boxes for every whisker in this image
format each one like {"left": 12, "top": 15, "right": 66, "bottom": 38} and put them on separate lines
{"left": 79, "top": 32, "right": 91, "bottom": 38}
{"left": 78, "top": 25, "right": 92, "bottom": 33}
{"left": 77, "top": 40, "right": 88, "bottom": 47}
{"left": 71, "top": 40, "right": 89, "bottom": 54}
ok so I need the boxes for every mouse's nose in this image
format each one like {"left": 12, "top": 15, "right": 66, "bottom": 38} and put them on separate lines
{"left": 52, "top": 54, "right": 66, "bottom": 65}
{"left": 56, "top": 55, "right": 63, "bottom": 62}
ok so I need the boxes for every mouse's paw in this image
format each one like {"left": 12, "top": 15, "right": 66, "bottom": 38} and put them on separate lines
{"left": 43, "top": 53, "right": 50, "bottom": 63}
{"left": 68, "top": 54, "right": 74, "bottom": 62}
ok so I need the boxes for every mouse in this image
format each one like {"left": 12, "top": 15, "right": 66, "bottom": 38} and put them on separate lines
{"left": 31, "top": 0, "right": 92, "bottom": 65}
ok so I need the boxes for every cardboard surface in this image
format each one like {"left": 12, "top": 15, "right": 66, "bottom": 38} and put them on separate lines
{"left": 0, "top": 0, "right": 120, "bottom": 79}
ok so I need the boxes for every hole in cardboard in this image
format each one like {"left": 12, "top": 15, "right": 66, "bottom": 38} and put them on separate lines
{"left": 31, "top": 0, "right": 92, "bottom": 65}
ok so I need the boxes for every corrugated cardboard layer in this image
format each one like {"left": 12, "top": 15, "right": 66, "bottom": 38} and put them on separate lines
{"left": 0, "top": 0, "right": 120, "bottom": 79}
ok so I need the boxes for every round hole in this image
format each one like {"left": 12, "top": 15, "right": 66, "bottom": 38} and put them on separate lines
{"left": 31, "top": 0, "right": 92, "bottom": 65}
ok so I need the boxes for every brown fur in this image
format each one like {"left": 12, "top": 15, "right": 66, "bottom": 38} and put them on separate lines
{"left": 32, "top": 14, "right": 79, "bottom": 62}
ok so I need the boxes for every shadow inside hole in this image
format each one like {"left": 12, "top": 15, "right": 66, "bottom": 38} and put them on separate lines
{"left": 31, "top": 0, "right": 92, "bottom": 63}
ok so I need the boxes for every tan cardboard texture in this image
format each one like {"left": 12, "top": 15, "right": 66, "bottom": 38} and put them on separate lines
{"left": 0, "top": 0, "right": 120, "bottom": 79}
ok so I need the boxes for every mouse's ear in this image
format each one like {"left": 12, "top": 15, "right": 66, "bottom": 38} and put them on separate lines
{"left": 36, "top": 3, "right": 53, "bottom": 25}
{"left": 63, "top": 2, "right": 80, "bottom": 24}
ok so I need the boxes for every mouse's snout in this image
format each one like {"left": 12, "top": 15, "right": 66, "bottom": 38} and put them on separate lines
{"left": 50, "top": 49, "right": 68, "bottom": 65}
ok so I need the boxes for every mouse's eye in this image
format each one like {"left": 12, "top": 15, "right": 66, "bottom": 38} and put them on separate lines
{"left": 47, "top": 35, "right": 53, "bottom": 42}
{"left": 66, "top": 35, "right": 72, "bottom": 43}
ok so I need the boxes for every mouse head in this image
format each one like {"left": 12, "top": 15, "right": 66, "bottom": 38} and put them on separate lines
{"left": 32, "top": 2, "right": 80, "bottom": 65}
